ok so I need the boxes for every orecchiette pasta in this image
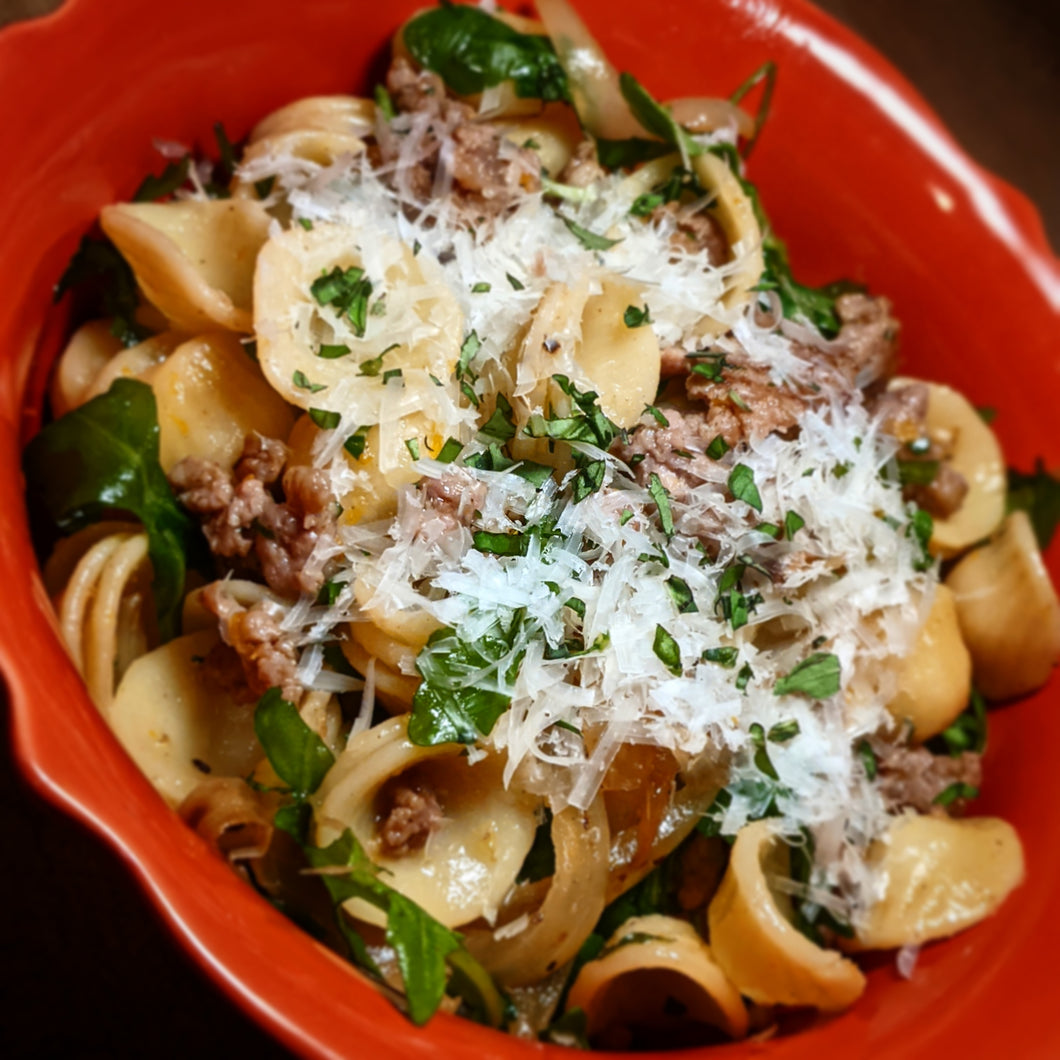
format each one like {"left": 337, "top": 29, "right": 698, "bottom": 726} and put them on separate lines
{"left": 27, "top": 0, "right": 1056, "bottom": 1049}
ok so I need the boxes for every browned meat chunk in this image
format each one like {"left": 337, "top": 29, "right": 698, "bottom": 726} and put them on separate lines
{"left": 652, "top": 200, "right": 730, "bottom": 267}
{"left": 171, "top": 435, "right": 338, "bottom": 599}
{"left": 685, "top": 356, "right": 814, "bottom": 448}
{"left": 558, "top": 137, "right": 604, "bottom": 188}
{"left": 423, "top": 469, "right": 487, "bottom": 524}
{"left": 379, "top": 57, "right": 540, "bottom": 218}
{"left": 202, "top": 581, "right": 301, "bottom": 703}
{"left": 377, "top": 784, "right": 444, "bottom": 857}
{"left": 832, "top": 292, "right": 899, "bottom": 388}
{"left": 906, "top": 463, "right": 969, "bottom": 520}
{"left": 180, "top": 776, "right": 280, "bottom": 864}
{"left": 615, "top": 407, "right": 720, "bottom": 502}
{"left": 871, "top": 383, "right": 928, "bottom": 443}
{"left": 875, "top": 743, "right": 982, "bottom": 815}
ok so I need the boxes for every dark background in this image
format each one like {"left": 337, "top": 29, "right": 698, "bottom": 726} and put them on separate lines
{"left": 2, "top": 0, "right": 1057, "bottom": 1057}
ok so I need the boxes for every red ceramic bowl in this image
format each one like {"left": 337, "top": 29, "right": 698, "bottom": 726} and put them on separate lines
{"left": 2, "top": 1, "right": 1058, "bottom": 1057}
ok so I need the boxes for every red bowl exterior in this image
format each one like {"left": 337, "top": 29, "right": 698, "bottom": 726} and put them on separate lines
{"left": 1, "top": 1, "right": 1058, "bottom": 1058}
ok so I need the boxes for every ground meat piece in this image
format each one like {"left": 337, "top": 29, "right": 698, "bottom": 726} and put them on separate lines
{"left": 423, "top": 469, "right": 487, "bottom": 524}
{"left": 169, "top": 457, "right": 271, "bottom": 558}
{"left": 203, "top": 582, "right": 301, "bottom": 703}
{"left": 685, "top": 355, "right": 815, "bottom": 448}
{"left": 832, "top": 292, "right": 900, "bottom": 388}
{"left": 870, "top": 383, "right": 928, "bottom": 443}
{"left": 235, "top": 433, "right": 288, "bottom": 485}
{"left": 652, "top": 200, "right": 730, "bottom": 266}
{"left": 906, "top": 463, "right": 969, "bottom": 519}
{"left": 379, "top": 57, "right": 540, "bottom": 218}
{"left": 558, "top": 137, "right": 604, "bottom": 188}
{"left": 255, "top": 466, "right": 337, "bottom": 598}
{"left": 659, "top": 344, "right": 692, "bottom": 378}
{"left": 614, "top": 407, "right": 721, "bottom": 502}
{"left": 875, "top": 744, "right": 982, "bottom": 815}
{"left": 378, "top": 784, "right": 444, "bottom": 857}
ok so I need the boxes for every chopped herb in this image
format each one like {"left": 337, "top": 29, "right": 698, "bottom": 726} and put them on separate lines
{"left": 933, "top": 782, "right": 980, "bottom": 807}
{"left": 254, "top": 175, "right": 276, "bottom": 199}
{"left": 506, "top": 272, "right": 525, "bottom": 291}
{"left": 929, "top": 689, "right": 988, "bottom": 757}
{"left": 735, "top": 662, "right": 754, "bottom": 691}
{"left": 623, "top": 304, "right": 652, "bottom": 328}
{"left": 292, "top": 369, "right": 326, "bottom": 393}
{"left": 907, "top": 506, "right": 935, "bottom": 571}
{"left": 664, "top": 576, "right": 698, "bottom": 614}
{"left": 688, "top": 351, "right": 730, "bottom": 382}
{"left": 382, "top": 368, "right": 403, "bottom": 384}
{"left": 757, "top": 522, "right": 781, "bottom": 539}
{"left": 897, "top": 459, "right": 939, "bottom": 486}
{"left": 308, "top": 407, "right": 341, "bottom": 430}
{"left": 370, "top": 296, "right": 387, "bottom": 317}
{"left": 404, "top": 438, "right": 421, "bottom": 461}
{"left": 643, "top": 404, "right": 669, "bottom": 427}
{"left": 460, "top": 379, "right": 480, "bottom": 406}
{"left": 703, "top": 646, "right": 739, "bottom": 668}
{"left": 471, "top": 281, "right": 491, "bottom": 293}
{"left": 856, "top": 739, "right": 878, "bottom": 780}
{"left": 768, "top": 719, "right": 800, "bottom": 743}
{"left": 343, "top": 427, "right": 369, "bottom": 460}
{"left": 316, "top": 579, "right": 343, "bottom": 606}
{"left": 561, "top": 216, "right": 622, "bottom": 251}
{"left": 774, "top": 652, "right": 840, "bottom": 699}
{"left": 472, "top": 530, "right": 528, "bottom": 557}
{"left": 619, "top": 508, "right": 635, "bottom": 526}
{"left": 652, "top": 624, "right": 682, "bottom": 676}
{"left": 728, "top": 389, "right": 750, "bottom": 411}
{"left": 517, "top": 810, "right": 555, "bottom": 883}
{"left": 298, "top": 217, "right": 314, "bottom": 230}
{"left": 705, "top": 434, "right": 731, "bottom": 460}
{"left": 310, "top": 265, "right": 373, "bottom": 338}
{"left": 571, "top": 459, "right": 607, "bottom": 503}
{"left": 728, "top": 463, "right": 763, "bottom": 512}
{"left": 436, "top": 437, "right": 464, "bottom": 464}
{"left": 647, "top": 473, "right": 675, "bottom": 537}
{"left": 457, "top": 330, "right": 482, "bottom": 380}
{"left": 479, "top": 393, "right": 517, "bottom": 443}
{"left": 373, "top": 83, "right": 396, "bottom": 121}
{"left": 357, "top": 342, "right": 399, "bottom": 378}
{"left": 317, "top": 342, "right": 351, "bottom": 359}
{"left": 785, "top": 510, "right": 806, "bottom": 538}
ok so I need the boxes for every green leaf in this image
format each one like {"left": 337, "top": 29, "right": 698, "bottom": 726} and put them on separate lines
{"left": 317, "top": 343, "right": 351, "bottom": 359}
{"left": 896, "top": 459, "right": 939, "bottom": 486}
{"left": 652, "top": 624, "right": 682, "bottom": 675}
{"left": 53, "top": 235, "right": 151, "bottom": 348}
{"left": 133, "top": 155, "right": 191, "bottom": 202}
{"left": 784, "top": 510, "right": 806, "bottom": 538}
{"left": 561, "top": 216, "right": 622, "bottom": 251}
{"left": 705, "top": 434, "right": 730, "bottom": 460}
{"left": 402, "top": 4, "right": 569, "bottom": 102}
{"left": 436, "top": 437, "right": 464, "bottom": 464}
{"left": 928, "top": 688, "right": 988, "bottom": 756}
{"left": 623, "top": 303, "right": 652, "bottom": 328}
{"left": 479, "top": 393, "right": 517, "bottom": 443}
{"left": 856, "top": 739, "right": 878, "bottom": 780}
{"left": 470, "top": 281, "right": 491, "bottom": 293}
{"left": 727, "top": 59, "right": 776, "bottom": 159}
{"left": 343, "top": 426, "right": 369, "bottom": 459}
{"left": 517, "top": 809, "right": 555, "bottom": 883}
{"left": 373, "top": 83, "right": 396, "bottom": 121}
{"left": 933, "top": 781, "right": 980, "bottom": 807}
{"left": 665, "top": 576, "right": 698, "bottom": 614}
{"left": 1007, "top": 461, "right": 1060, "bottom": 549}
{"left": 457, "top": 330, "right": 482, "bottom": 380}
{"left": 310, "top": 265, "right": 373, "bottom": 338}
{"left": 594, "top": 136, "right": 672, "bottom": 170}
{"left": 702, "top": 646, "right": 738, "bottom": 668}
{"left": 309, "top": 407, "right": 341, "bottom": 430}
{"left": 22, "top": 378, "right": 195, "bottom": 641}
{"left": 618, "top": 72, "right": 703, "bottom": 160}
{"left": 472, "top": 530, "right": 527, "bottom": 557}
{"left": 253, "top": 175, "right": 276, "bottom": 199}
{"left": 254, "top": 688, "right": 335, "bottom": 798}
{"left": 292, "top": 369, "right": 326, "bottom": 393}
{"left": 647, "top": 473, "right": 675, "bottom": 537}
{"left": 506, "top": 272, "right": 525, "bottom": 290}
{"left": 728, "top": 463, "right": 763, "bottom": 512}
{"left": 774, "top": 652, "right": 840, "bottom": 699}
{"left": 767, "top": 719, "right": 800, "bottom": 743}
{"left": 410, "top": 623, "right": 525, "bottom": 745}
{"left": 387, "top": 891, "right": 463, "bottom": 1025}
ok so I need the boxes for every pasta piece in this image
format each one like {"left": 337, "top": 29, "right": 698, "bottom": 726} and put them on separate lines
{"left": 499, "top": 103, "right": 584, "bottom": 176}
{"left": 148, "top": 332, "right": 296, "bottom": 472}
{"left": 339, "top": 638, "right": 418, "bottom": 714}
{"left": 708, "top": 819, "right": 866, "bottom": 1011}
{"left": 945, "top": 510, "right": 1060, "bottom": 699}
{"left": 313, "top": 716, "right": 539, "bottom": 929}
{"left": 349, "top": 620, "right": 418, "bottom": 675}
{"left": 248, "top": 95, "right": 376, "bottom": 143}
{"left": 886, "top": 584, "right": 972, "bottom": 741}
{"left": 464, "top": 799, "right": 610, "bottom": 986}
{"left": 49, "top": 319, "right": 124, "bottom": 417}
{"left": 847, "top": 815, "right": 1025, "bottom": 950}
{"left": 565, "top": 914, "right": 748, "bottom": 1044}
{"left": 353, "top": 568, "right": 441, "bottom": 652}
{"left": 181, "top": 578, "right": 284, "bottom": 634}
{"left": 100, "top": 199, "right": 272, "bottom": 333}
{"left": 108, "top": 629, "right": 262, "bottom": 805}
{"left": 253, "top": 222, "right": 462, "bottom": 414}
{"left": 83, "top": 330, "right": 185, "bottom": 403}
{"left": 890, "top": 378, "right": 1006, "bottom": 557}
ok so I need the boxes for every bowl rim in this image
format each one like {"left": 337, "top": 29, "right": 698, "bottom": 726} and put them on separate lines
{"left": 2, "top": 1, "right": 1059, "bottom": 1058}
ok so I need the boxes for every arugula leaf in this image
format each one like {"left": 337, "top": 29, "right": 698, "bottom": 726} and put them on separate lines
{"left": 305, "top": 830, "right": 508, "bottom": 1027}
{"left": 618, "top": 72, "right": 703, "bottom": 160}
{"left": 23, "top": 378, "right": 196, "bottom": 641}
{"left": 561, "top": 216, "right": 622, "bottom": 251}
{"left": 53, "top": 235, "right": 151, "bottom": 348}
{"left": 594, "top": 136, "right": 672, "bottom": 170}
{"left": 410, "top": 621, "right": 526, "bottom": 745}
{"left": 402, "top": 4, "right": 569, "bottom": 102}
{"left": 774, "top": 652, "right": 840, "bottom": 699}
{"left": 728, "top": 60, "right": 777, "bottom": 158}
{"left": 254, "top": 688, "right": 335, "bottom": 798}
{"left": 928, "top": 688, "right": 988, "bottom": 757}
{"left": 1007, "top": 461, "right": 1060, "bottom": 549}
{"left": 133, "top": 155, "right": 191, "bottom": 202}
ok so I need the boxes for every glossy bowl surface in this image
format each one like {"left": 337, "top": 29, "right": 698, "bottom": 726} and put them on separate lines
{"left": 2, "top": 1, "right": 1059, "bottom": 1058}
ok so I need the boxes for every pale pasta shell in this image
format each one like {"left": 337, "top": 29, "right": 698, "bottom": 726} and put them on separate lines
{"left": 108, "top": 629, "right": 262, "bottom": 806}
{"left": 848, "top": 815, "right": 1025, "bottom": 950}
{"left": 313, "top": 715, "right": 539, "bottom": 930}
{"left": 248, "top": 95, "right": 376, "bottom": 142}
{"left": 708, "top": 819, "right": 866, "bottom": 1011}
{"left": 945, "top": 510, "right": 1060, "bottom": 699}
{"left": 101, "top": 199, "right": 272, "bottom": 333}
{"left": 566, "top": 914, "right": 748, "bottom": 1042}
{"left": 49, "top": 319, "right": 124, "bottom": 417}
{"left": 83, "top": 330, "right": 185, "bottom": 403}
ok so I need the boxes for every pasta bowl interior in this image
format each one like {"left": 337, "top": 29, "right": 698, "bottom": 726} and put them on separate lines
{"left": 2, "top": 0, "right": 1060, "bottom": 1057}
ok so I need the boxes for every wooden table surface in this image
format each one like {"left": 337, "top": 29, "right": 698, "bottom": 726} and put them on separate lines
{"left": 1, "top": 1, "right": 1057, "bottom": 1057}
